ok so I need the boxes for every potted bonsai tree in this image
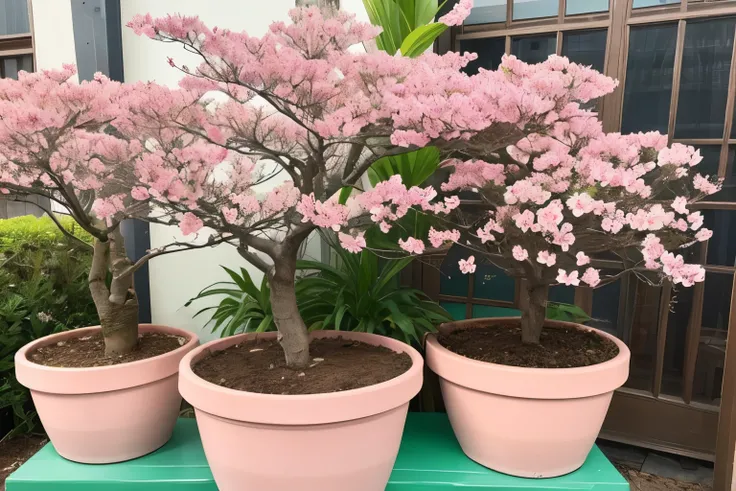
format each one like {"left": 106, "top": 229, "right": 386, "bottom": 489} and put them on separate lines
{"left": 329, "top": 53, "right": 720, "bottom": 477}
{"left": 117, "top": 4, "right": 475, "bottom": 489}
{"left": 0, "top": 66, "right": 209, "bottom": 463}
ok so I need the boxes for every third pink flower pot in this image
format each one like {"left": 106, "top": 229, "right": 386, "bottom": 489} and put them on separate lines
{"left": 426, "top": 317, "right": 630, "bottom": 478}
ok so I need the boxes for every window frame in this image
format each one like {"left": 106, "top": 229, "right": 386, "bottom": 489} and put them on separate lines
{"left": 0, "top": 0, "right": 35, "bottom": 78}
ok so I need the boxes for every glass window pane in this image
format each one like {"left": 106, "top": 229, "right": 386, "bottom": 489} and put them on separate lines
{"left": 674, "top": 18, "right": 736, "bottom": 139}
{"left": 549, "top": 286, "right": 575, "bottom": 304}
{"left": 662, "top": 284, "right": 694, "bottom": 398}
{"left": 1, "top": 54, "right": 31, "bottom": 80}
{"left": 472, "top": 305, "right": 521, "bottom": 318}
{"left": 466, "top": 0, "right": 507, "bottom": 25}
{"left": 703, "top": 210, "right": 736, "bottom": 267}
{"left": 566, "top": 0, "right": 608, "bottom": 15}
{"left": 690, "top": 145, "right": 736, "bottom": 202}
{"left": 562, "top": 29, "right": 607, "bottom": 73}
{"left": 621, "top": 23, "right": 678, "bottom": 134}
{"left": 460, "top": 37, "right": 506, "bottom": 75}
{"left": 714, "top": 146, "right": 736, "bottom": 202}
{"left": 440, "top": 245, "right": 470, "bottom": 297}
{"left": 511, "top": 34, "right": 556, "bottom": 64}
{"left": 512, "top": 0, "right": 557, "bottom": 20}
{"left": 589, "top": 279, "right": 621, "bottom": 337}
{"left": 633, "top": 0, "right": 679, "bottom": 8}
{"left": 0, "top": 0, "right": 30, "bottom": 35}
{"left": 440, "top": 302, "right": 467, "bottom": 321}
{"left": 626, "top": 283, "right": 663, "bottom": 391}
{"left": 474, "top": 264, "right": 515, "bottom": 302}
{"left": 693, "top": 273, "right": 732, "bottom": 405}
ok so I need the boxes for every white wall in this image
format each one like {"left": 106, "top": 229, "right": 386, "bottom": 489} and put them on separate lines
{"left": 31, "top": 0, "right": 78, "bottom": 76}
{"left": 119, "top": 0, "right": 364, "bottom": 340}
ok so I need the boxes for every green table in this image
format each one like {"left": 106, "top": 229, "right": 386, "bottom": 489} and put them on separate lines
{"left": 7, "top": 413, "right": 628, "bottom": 490}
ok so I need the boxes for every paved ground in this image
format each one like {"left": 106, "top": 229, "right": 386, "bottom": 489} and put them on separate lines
{"left": 599, "top": 440, "right": 713, "bottom": 491}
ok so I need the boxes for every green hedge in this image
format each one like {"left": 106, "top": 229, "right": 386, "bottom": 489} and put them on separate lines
{"left": 0, "top": 214, "right": 98, "bottom": 439}
{"left": 0, "top": 215, "right": 94, "bottom": 251}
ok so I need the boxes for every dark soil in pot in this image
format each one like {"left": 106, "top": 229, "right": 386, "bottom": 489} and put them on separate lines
{"left": 194, "top": 337, "right": 412, "bottom": 395}
{"left": 28, "top": 333, "right": 186, "bottom": 368}
{"left": 439, "top": 323, "right": 619, "bottom": 368}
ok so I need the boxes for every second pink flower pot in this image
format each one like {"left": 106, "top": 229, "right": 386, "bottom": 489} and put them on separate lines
{"left": 179, "top": 330, "right": 424, "bottom": 491}
{"left": 15, "top": 324, "right": 198, "bottom": 464}
{"left": 426, "top": 317, "right": 630, "bottom": 478}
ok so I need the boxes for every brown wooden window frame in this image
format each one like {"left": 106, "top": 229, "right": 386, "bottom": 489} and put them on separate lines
{"left": 0, "top": 0, "right": 35, "bottom": 77}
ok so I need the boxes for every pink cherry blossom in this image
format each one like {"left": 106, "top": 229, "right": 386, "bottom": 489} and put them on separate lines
{"left": 222, "top": 207, "right": 238, "bottom": 224}
{"left": 399, "top": 237, "right": 426, "bottom": 255}
{"left": 428, "top": 227, "right": 460, "bottom": 248}
{"left": 576, "top": 252, "right": 590, "bottom": 266}
{"left": 582, "top": 268, "right": 601, "bottom": 287}
{"left": 339, "top": 232, "right": 367, "bottom": 253}
{"left": 439, "top": 0, "right": 473, "bottom": 27}
{"left": 537, "top": 251, "right": 557, "bottom": 267}
{"left": 513, "top": 210, "right": 536, "bottom": 232}
{"left": 459, "top": 255, "right": 477, "bottom": 274}
{"left": 672, "top": 197, "right": 688, "bottom": 214}
{"left": 693, "top": 174, "right": 722, "bottom": 195}
{"left": 512, "top": 246, "right": 529, "bottom": 261}
{"left": 687, "top": 212, "right": 704, "bottom": 231}
{"left": 695, "top": 228, "right": 713, "bottom": 242}
{"left": 179, "top": 212, "right": 204, "bottom": 236}
{"left": 556, "top": 269, "right": 580, "bottom": 286}
{"left": 131, "top": 186, "right": 150, "bottom": 201}
{"left": 566, "top": 192, "right": 596, "bottom": 217}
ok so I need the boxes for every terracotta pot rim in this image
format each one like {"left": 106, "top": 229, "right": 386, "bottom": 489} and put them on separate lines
{"left": 179, "top": 330, "right": 424, "bottom": 426}
{"left": 426, "top": 317, "right": 630, "bottom": 399}
{"left": 15, "top": 324, "right": 198, "bottom": 395}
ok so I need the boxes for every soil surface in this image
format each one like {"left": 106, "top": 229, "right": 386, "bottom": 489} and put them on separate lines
{"left": 0, "top": 435, "right": 46, "bottom": 491}
{"left": 439, "top": 323, "right": 619, "bottom": 368}
{"left": 193, "top": 337, "right": 412, "bottom": 395}
{"left": 28, "top": 332, "right": 186, "bottom": 368}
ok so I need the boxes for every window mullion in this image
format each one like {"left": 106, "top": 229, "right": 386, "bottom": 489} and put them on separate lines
{"left": 668, "top": 20, "right": 686, "bottom": 145}
{"left": 719, "top": 23, "right": 736, "bottom": 178}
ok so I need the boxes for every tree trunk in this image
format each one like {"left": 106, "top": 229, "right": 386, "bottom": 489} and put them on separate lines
{"left": 89, "top": 238, "right": 140, "bottom": 356}
{"left": 269, "top": 246, "right": 311, "bottom": 369}
{"left": 521, "top": 283, "right": 548, "bottom": 345}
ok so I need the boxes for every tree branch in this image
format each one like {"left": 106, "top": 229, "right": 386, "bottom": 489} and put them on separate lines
{"left": 237, "top": 245, "right": 272, "bottom": 273}
{"left": 116, "top": 234, "right": 237, "bottom": 281}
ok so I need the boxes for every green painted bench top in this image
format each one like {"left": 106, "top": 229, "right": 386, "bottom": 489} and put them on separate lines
{"left": 7, "top": 413, "right": 629, "bottom": 490}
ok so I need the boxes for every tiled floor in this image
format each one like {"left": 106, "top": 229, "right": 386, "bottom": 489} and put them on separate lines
{"left": 598, "top": 440, "right": 714, "bottom": 491}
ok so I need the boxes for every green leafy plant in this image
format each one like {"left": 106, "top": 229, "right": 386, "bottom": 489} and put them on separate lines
{"left": 0, "top": 215, "right": 97, "bottom": 439}
{"left": 186, "top": 267, "right": 275, "bottom": 337}
{"left": 362, "top": 0, "right": 449, "bottom": 57}
{"left": 188, "top": 239, "right": 452, "bottom": 343}
{"left": 296, "top": 237, "right": 451, "bottom": 344}
{"left": 546, "top": 302, "right": 592, "bottom": 325}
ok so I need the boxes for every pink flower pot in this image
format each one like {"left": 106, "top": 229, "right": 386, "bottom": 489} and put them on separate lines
{"left": 179, "top": 330, "right": 424, "bottom": 491}
{"left": 15, "top": 324, "right": 198, "bottom": 464}
{"left": 426, "top": 317, "right": 630, "bottom": 478}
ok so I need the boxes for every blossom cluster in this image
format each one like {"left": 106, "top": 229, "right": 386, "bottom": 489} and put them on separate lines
{"left": 318, "top": 52, "right": 721, "bottom": 291}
